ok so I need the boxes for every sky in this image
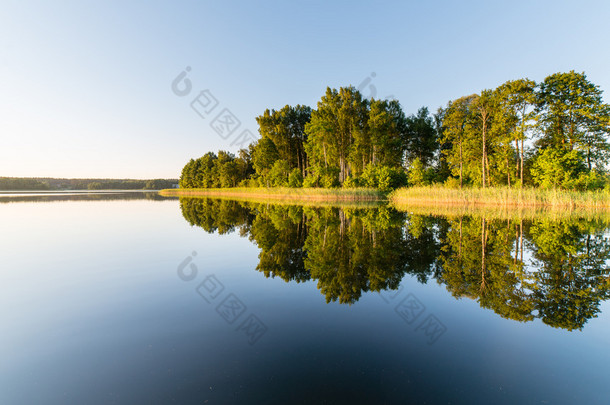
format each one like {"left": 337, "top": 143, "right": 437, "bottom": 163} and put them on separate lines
{"left": 1, "top": 0, "right": 610, "bottom": 179}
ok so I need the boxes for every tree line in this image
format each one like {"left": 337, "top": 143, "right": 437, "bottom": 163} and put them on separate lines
{"left": 180, "top": 70, "right": 610, "bottom": 190}
{"left": 0, "top": 177, "right": 178, "bottom": 191}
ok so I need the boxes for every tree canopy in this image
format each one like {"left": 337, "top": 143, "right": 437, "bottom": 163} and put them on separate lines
{"left": 180, "top": 71, "right": 610, "bottom": 191}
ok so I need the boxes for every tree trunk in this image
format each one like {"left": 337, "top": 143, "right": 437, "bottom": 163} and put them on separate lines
{"left": 506, "top": 155, "right": 510, "bottom": 187}
{"left": 485, "top": 153, "right": 491, "bottom": 187}
{"left": 481, "top": 217, "right": 487, "bottom": 292}
{"left": 458, "top": 217, "right": 462, "bottom": 259}
{"left": 520, "top": 138, "right": 524, "bottom": 187}
{"left": 482, "top": 122, "right": 487, "bottom": 188}
{"left": 515, "top": 139, "right": 520, "bottom": 182}
{"left": 323, "top": 143, "right": 328, "bottom": 168}
{"left": 459, "top": 138, "right": 463, "bottom": 189}
{"left": 519, "top": 219, "right": 523, "bottom": 262}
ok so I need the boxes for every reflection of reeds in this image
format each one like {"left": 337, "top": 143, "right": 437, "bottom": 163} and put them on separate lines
{"left": 160, "top": 187, "right": 385, "bottom": 202}
{"left": 176, "top": 195, "right": 383, "bottom": 209}
{"left": 391, "top": 202, "right": 610, "bottom": 222}
{"left": 390, "top": 186, "right": 610, "bottom": 209}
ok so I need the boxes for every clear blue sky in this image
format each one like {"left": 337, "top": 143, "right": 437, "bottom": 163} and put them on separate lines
{"left": 2, "top": 0, "right": 609, "bottom": 179}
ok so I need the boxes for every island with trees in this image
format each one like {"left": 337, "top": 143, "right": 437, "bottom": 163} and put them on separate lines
{"left": 166, "top": 71, "right": 610, "bottom": 207}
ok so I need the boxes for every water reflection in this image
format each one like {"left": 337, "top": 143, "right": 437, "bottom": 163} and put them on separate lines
{"left": 0, "top": 191, "right": 177, "bottom": 203}
{"left": 180, "top": 198, "right": 610, "bottom": 331}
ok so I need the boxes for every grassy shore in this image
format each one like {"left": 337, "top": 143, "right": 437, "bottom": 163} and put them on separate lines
{"left": 159, "top": 187, "right": 385, "bottom": 202}
{"left": 389, "top": 185, "right": 610, "bottom": 209}
{"left": 160, "top": 185, "right": 610, "bottom": 212}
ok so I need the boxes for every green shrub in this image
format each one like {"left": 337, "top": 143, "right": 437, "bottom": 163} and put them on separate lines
{"left": 303, "top": 173, "right": 319, "bottom": 188}
{"left": 444, "top": 177, "right": 461, "bottom": 189}
{"left": 407, "top": 158, "right": 427, "bottom": 186}
{"left": 359, "top": 164, "right": 407, "bottom": 191}
{"left": 343, "top": 176, "right": 361, "bottom": 188}
{"left": 531, "top": 148, "right": 586, "bottom": 189}
{"left": 268, "top": 160, "right": 290, "bottom": 187}
{"left": 569, "top": 170, "right": 607, "bottom": 191}
{"left": 321, "top": 172, "right": 339, "bottom": 188}
{"left": 303, "top": 166, "right": 339, "bottom": 188}
{"left": 288, "top": 168, "right": 303, "bottom": 188}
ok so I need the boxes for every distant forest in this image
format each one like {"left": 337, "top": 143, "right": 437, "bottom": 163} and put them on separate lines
{"left": 0, "top": 177, "right": 178, "bottom": 191}
{"left": 180, "top": 71, "right": 610, "bottom": 191}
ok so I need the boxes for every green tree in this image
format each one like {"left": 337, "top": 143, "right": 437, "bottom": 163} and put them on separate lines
{"left": 407, "top": 158, "right": 426, "bottom": 186}
{"left": 251, "top": 137, "right": 280, "bottom": 186}
{"left": 440, "top": 95, "right": 478, "bottom": 187}
{"left": 267, "top": 160, "right": 290, "bottom": 187}
{"left": 305, "top": 87, "right": 368, "bottom": 185}
{"left": 530, "top": 147, "right": 586, "bottom": 189}
{"left": 256, "top": 105, "right": 312, "bottom": 175}
{"left": 404, "top": 106, "right": 437, "bottom": 167}
{"left": 366, "top": 99, "right": 406, "bottom": 169}
{"left": 536, "top": 71, "right": 610, "bottom": 170}
{"left": 288, "top": 168, "right": 303, "bottom": 188}
{"left": 495, "top": 79, "right": 537, "bottom": 187}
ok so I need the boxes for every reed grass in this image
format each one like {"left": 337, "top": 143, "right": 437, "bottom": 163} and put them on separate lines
{"left": 159, "top": 187, "right": 385, "bottom": 201}
{"left": 389, "top": 185, "right": 610, "bottom": 209}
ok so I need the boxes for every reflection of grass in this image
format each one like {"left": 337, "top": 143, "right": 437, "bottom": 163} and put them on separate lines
{"left": 390, "top": 186, "right": 610, "bottom": 209}
{"left": 390, "top": 202, "right": 610, "bottom": 221}
{"left": 180, "top": 195, "right": 383, "bottom": 209}
{"left": 160, "top": 187, "right": 385, "bottom": 201}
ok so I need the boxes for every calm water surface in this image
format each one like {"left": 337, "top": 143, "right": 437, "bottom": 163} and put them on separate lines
{"left": 1, "top": 192, "right": 609, "bottom": 404}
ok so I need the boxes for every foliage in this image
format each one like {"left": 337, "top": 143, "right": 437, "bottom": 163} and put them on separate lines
{"left": 404, "top": 107, "right": 437, "bottom": 166}
{"left": 267, "top": 160, "right": 290, "bottom": 187}
{"left": 0, "top": 178, "right": 50, "bottom": 190}
{"left": 531, "top": 148, "right": 587, "bottom": 189}
{"left": 360, "top": 164, "right": 407, "bottom": 191}
{"left": 288, "top": 168, "right": 303, "bottom": 188}
{"left": 254, "top": 105, "right": 311, "bottom": 176}
{"left": 407, "top": 158, "right": 426, "bottom": 186}
{"left": 180, "top": 150, "right": 252, "bottom": 189}
{"left": 179, "top": 71, "right": 610, "bottom": 194}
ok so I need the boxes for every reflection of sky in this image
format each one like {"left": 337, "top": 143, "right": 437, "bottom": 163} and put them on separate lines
{"left": 1, "top": 198, "right": 609, "bottom": 404}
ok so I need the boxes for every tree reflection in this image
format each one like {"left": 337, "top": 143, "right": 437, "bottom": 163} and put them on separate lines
{"left": 179, "top": 197, "right": 610, "bottom": 330}
{"left": 249, "top": 204, "right": 309, "bottom": 283}
{"left": 304, "top": 207, "right": 408, "bottom": 304}
{"left": 527, "top": 219, "right": 610, "bottom": 330}
{"left": 437, "top": 217, "right": 535, "bottom": 323}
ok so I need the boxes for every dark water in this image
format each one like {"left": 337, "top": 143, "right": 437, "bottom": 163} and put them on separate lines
{"left": 1, "top": 192, "right": 609, "bottom": 404}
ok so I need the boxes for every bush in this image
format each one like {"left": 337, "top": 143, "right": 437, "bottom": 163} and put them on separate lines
{"left": 288, "top": 168, "right": 303, "bottom": 188}
{"left": 359, "top": 164, "right": 407, "bottom": 191}
{"left": 238, "top": 178, "right": 259, "bottom": 188}
{"left": 303, "top": 173, "right": 318, "bottom": 188}
{"left": 303, "top": 166, "right": 339, "bottom": 188}
{"left": 343, "top": 176, "right": 361, "bottom": 188}
{"left": 531, "top": 148, "right": 586, "bottom": 189}
{"left": 569, "top": 170, "right": 607, "bottom": 191}
{"left": 321, "top": 172, "right": 340, "bottom": 188}
{"left": 268, "top": 160, "right": 290, "bottom": 187}
{"left": 444, "top": 177, "right": 461, "bottom": 189}
{"left": 407, "top": 158, "right": 426, "bottom": 186}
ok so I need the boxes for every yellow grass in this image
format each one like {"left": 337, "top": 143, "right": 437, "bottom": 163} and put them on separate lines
{"left": 159, "top": 187, "right": 385, "bottom": 202}
{"left": 389, "top": 185, "right": 610, "bottom": 209}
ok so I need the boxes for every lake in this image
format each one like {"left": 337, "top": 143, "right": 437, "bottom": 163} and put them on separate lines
{"left": 1, "top": 192, "right": 609, "bottom": 404}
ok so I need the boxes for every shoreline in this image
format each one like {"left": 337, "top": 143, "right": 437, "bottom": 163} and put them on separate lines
{"left": 159, "top": 187, "right": 386, "bottom": 201}
{"left": 160, "top": 186, "right": 610, "bottom": 210}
